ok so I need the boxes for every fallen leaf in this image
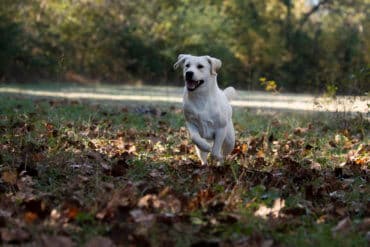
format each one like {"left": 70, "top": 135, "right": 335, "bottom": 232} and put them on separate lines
{"left": 254, "top": 198, "right": 285, "bottom": 219}
{"left": 0, "top": 209, "right": 12, "bottom": 218}
{"left": 357, "top": 218, "right": 370, "bottom": 232}
{"left": 310, "top": 162, "right": 321, "bottom": 171}
{"left": 188, "top": 189, "right": 215, "bottom": 211}
{"left": 63, "top": 205, "right": 79, "bottom": 220}
{"left": 329, "top": 190, "right": 345, "bottom": 200}
{"left": 257, "top": 149, "right": 265, "bottom": 158}
{"left": 129, "top": 209, "right": 155, "bottom": 223}
{"left": 262, "top": 239, "right": 274, "bottom": 247}
{"left": 332, "top": 217, "right": 352, "bottom": 235}
{"left": 1, "top": 228, "right": 30, "bottom": 243}
{"left": 24, "top": 211, "right": 38, "bottom": 223}
{"left": 40, "top": 235, "right": 73, "bottom": 247}
{"left": 294, "top": 127, "right": 309, "bottom": 135}
{"left": 31, "top": 152, "right": 45, "bottom": 162}
{"left": 97, "top": 185, "right": 138, "bottom": 219}
{"left": 354, "top": 156, "right": 369, "bottom": 166}
{"left": 50, "top": 209, "right": 61, "bottom": 221}
{"left": 149, "top": 169, "right": 161, "bottom": 178}
{"left": 335, "top": 134, "right": 348, "bottom": 144}
{"left": 84, "top": 236, "right": 115, "bottom": 247}
{"left": 1, "top": 170, "right": 17, "bottom": 185}
{"left": 23, "top": 199, "right": 50, "bottom": 219}
{"left": 335, "top": 207, "right": 348, "bottom": 217}
{"left": 138, "top": 194, "right": 162, "bottom": 209}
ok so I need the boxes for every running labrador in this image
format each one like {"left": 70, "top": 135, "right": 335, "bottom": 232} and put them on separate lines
{"left": 174, "top": 54, "right": 236, "bottom": 165}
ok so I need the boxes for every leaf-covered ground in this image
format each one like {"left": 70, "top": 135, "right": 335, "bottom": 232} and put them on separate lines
{"left": 0, "top": 96, "right": 369, "bottom": 246}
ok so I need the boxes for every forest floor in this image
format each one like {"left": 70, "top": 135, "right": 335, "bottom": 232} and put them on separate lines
{"left": 0, "top": 83, "right": 369, "bottom": 246}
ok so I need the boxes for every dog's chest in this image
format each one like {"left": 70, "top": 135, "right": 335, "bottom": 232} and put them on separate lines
{"left": 184, "top": 109, "right": 216, "bottom": 139}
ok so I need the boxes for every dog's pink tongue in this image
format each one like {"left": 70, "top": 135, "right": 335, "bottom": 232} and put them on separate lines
{"left": 187, "top": 80, "right": 197, "bottom": 89}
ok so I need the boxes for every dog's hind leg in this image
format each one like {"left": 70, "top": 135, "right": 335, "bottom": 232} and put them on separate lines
{"left": 195, "top": 145, "right": 208, "bottom": 165}
{"left": 222, "top": 123, "right": 235, "bottom": 156}
{"left": 211, "top": 127, "right": 227, "bottom": 162}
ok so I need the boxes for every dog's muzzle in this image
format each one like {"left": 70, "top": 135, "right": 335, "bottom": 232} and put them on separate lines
{"left": 186, "top": 79, "right": 204, "bottom": 91}
{"left": 185, "top": 71, "right": 204, "bottom": 91}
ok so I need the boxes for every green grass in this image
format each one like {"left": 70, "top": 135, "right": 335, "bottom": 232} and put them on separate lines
{"left": 0, "top": 94, "right": 368, "bottom": 246}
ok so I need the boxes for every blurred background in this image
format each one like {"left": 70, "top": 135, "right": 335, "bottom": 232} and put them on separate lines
{"left": 0, "top": 0, "right": 369, "bottom": 94}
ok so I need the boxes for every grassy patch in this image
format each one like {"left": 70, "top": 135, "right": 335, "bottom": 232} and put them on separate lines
{"left": 0, "top": 95, "right": 368, "bottom": 246}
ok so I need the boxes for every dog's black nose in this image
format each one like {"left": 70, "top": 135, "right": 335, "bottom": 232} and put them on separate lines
{"left": 185, "top": 71, "right": 194, "bottom": 80}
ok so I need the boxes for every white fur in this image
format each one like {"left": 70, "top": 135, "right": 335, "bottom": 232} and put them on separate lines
{"left": 174, "top": 54, "right": 236, "bottom": 165}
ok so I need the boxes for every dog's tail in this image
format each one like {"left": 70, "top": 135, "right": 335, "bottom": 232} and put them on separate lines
{"left": 224, "top": 87, "right": 236, "bottom": 101}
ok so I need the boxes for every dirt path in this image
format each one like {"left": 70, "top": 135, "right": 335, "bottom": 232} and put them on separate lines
{"left": 0, "top": 84, "right": 368, "bottom": 114}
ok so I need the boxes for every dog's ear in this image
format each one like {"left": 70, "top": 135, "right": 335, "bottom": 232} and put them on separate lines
{"left": 206, "top": 56, "right": 222, "bottom": 75}
{"left": 173, "top": 54, "right": 190, "bottom": 70}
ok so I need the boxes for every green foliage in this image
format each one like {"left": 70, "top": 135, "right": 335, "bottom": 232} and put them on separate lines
{"left": 324, "top": 83, "right": 338, "bottom": 98}
{"left": 0, "top": 0, "right": 369, "bottom": 93}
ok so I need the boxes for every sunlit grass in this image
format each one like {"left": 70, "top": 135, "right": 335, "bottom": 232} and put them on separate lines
{"left": 0, "top": 83, "right": 368, "bottom": 113}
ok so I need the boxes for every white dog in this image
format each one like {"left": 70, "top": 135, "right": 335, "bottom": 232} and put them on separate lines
{"left": 174, "top": 54, "right": 236, "bottom": 165}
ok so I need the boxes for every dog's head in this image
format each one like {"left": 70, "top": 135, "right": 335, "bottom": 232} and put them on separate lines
{"left": 173, "top": 54, "right": 222, "bottom": 92}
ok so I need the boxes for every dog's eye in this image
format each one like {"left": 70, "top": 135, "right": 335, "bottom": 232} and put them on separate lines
{"left": 185, "top": 64, "right": 190, "bottom": 68}
{"left": 197, "top": 64, "right": 204, "bottom": 69}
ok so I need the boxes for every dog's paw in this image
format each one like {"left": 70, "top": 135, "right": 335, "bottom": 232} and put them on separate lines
{"left": 211, "top": 152, "right": 224, "bottom": 162}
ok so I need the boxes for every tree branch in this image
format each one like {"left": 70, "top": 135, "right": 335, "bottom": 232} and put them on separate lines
{"left": 299, "top": 0, "right": 332, "bottom": 28}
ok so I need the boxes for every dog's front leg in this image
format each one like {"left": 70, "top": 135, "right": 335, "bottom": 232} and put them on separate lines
{"left": 186, "top": 122, "right": 211, "bottom": 152}
{"left": 211, "top": 127, "right": 227, "bottom": 162}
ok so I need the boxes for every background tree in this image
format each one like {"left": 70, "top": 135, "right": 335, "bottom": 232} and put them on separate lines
{"left": 0, "top": 0, "right": 369, "bottom": 94}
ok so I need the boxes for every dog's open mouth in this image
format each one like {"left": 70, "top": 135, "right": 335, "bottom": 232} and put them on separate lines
{"left": 186, "top": 80, "right": 204, "bottom": 91}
